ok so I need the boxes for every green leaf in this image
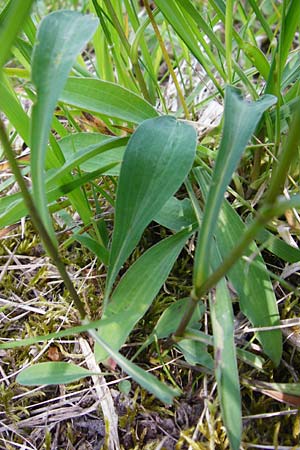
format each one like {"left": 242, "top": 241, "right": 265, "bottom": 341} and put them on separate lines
{"left": 193, "top": 86, "right": 277, "bottom": 290}
{"left": 90, "top": 329, "right": 178, "bottom": 404}
{"left": 153, "top": 298, "right": 204, "bottom": 341}
{"left": 60, "top": 77, "right": 158, "bottom": 124}
{"left": 16, "top": 362, "right": 99, "bottom": 386}
{"left": 154, "top": 197, "right": 197, "bottom": 232}
{"left": 47, "top": 136, "right": 128, "bottom": 187}
{"left": 95, "top": 227, "right": 194, "bottom": 362}
{"left": 30, "top": 11, "right": 98, "bottom": 242}
{"left": 176, "top": 339, "right": 214, "bottom": 369}
{"left": 74, "top": 234, "right": 109, "bottom": 266}
{"left": 59, "top": 132, "right": 124, "bottom": 176}
{"left": 194, "top": 167, "right": 282, "bottom": 365}
{"left": 210, "top": 277, "right": 242, "bottom": 450}
{"left": 0, "top": 0, "right": 34, "bottom": 68}
{"left": 255, "top": 227, "right": 300, "bottom": 263}
{"left": 106, "top": 116, "right": 197, "bottom": 300}
{"left": 0, "top": 73, "right": 30, "bottom": 143}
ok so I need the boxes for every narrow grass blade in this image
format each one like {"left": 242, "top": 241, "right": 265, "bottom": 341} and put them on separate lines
{"left": 74, "top": 234, "right": 109, "bottom": 266}
{"left": 95, "top": 227, "right": 194, "bottom": 362}
{"left": 255, "top": 227, "right": 300, "bottom": 263}
{"left": 30, "top": 11, "right": 98, "bottom": 242}
{"left": 106, "top": 116, "right": 196, "bottom": 301}
{"left": 90, "top": 329, "right": 178, "bottom": 404}
{"left": 193, "top": 86, "right": 276, "bottom": 292}
{"left": 154, "top": 0, "right": 222, "bottom": 93}
{"left": 210, "top": 277, "right": 242, "bottom": 450}
{"left": 194, "top": 167, "right": 282, "bottom": 365}
{"left": 0, "top": 73, "right": 30, "bottom": 143}
{"left": 60, "top": 77, "right": 158, "bottom": 124}
{"left": 16, "top": 362, "right": 100, "bottom": 386}
{"left": 0, "top": 0, "right": 34, "bottom": 68}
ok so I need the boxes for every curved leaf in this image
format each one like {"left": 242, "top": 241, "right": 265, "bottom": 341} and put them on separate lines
{"left": 60, "top": 77, "right": 158, "bottom": 124}
{"left": 30, "top": 10, "right": 98, "bottom": 241}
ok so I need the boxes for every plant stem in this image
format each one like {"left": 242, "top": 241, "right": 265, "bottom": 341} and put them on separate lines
{"left": 143, "top": 0, "right": 190, "bottom": 119}
{"left": 174, "top": 103, "right": 300, "bottom": 338}
{"left": 266, "top": 101, "right": 300, "bottom": 204}
{"left": 0, "top": 119, "right": 87, "bottom": 320}
{"left": 225, "top": 0, "right": 233, "bottom": 84}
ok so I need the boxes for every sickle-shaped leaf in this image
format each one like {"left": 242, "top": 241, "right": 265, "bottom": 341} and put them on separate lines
{"left": 105, "top": 116, "right": 197, "bottom": 301}
{"left": 30, "top": 11, "right": 98, "bottom": 242}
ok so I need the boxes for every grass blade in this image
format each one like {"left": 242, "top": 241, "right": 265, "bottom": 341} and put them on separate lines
{"left": 0, "top": 0, "right": 34, "bottom": 68}
{"left": 90, "top": 329, "right": 179, "bottom": 404}
{"left": 210, "top": 276, "right": 241, "bottom": 450}
{"left": 30, "top": 11, "right": 98, "bottom": 242}
{"left": 106, "top": 116, "right": 196, "bottom": 301}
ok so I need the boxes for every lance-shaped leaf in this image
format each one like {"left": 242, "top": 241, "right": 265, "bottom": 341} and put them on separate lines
{"left": 193, "top": 86, "right": 276, "bottom": 290}
{"left": 95, "top": 226, "right": 194, "bottom": 361}
{"left": 210, "top": 276, "right": 242, "bottom": 450}
{"left": 30, "top": 11, "right": 98, "bottom": 242}
{"left": 60, "top": 77, "right": 158, "bottom": 124}
{"left": 105, "top": 116, "right": 197, "bottom": 301}
{"left": 17, "top": 362, "right": 100, "bottom": 386}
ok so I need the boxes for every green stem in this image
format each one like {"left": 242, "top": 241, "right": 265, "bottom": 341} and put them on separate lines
{"left": 175, "top": 104, "right": 300, "bottom": 338}
{"left": 266, "top": 101, "right": 300, "bottom": 204}
{"left": 144, "top": 0, "right": 190, "bottom": 119}
{"left": 0, "top": 119, "right": 87, "bottom": 320}
{"left": 225, "top": 0, "right": 233, "bottom": 84}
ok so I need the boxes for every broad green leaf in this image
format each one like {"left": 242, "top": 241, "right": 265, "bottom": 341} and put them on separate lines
{"left": 193, "top": 86, "right": 276, "bottom": 290}
{"left": 90, "top": 329, "right": 178, "bottom": 404}
{"left": 0, "top": 0, "right": 34, "bottom": 68}
{"left": 30, "top": 11, "right": 98, "bottom": 242}
{"left": 210, "top": 277, "right": 241, "bottom": 450}
{"left": 194, "top": 167, "right": 282, "bottom": 365}
{"left": 59, "top": 132, "right": 125, "bottom": 176}
{"left": 46, "top": 136, "right": 128, "bottom": 187}
{"left": 176, "top": 339, "right": 214, "bottom": 369}
{"left": 16, "top": 362, "right": 99, "bottom": 386}
{"left": 154, "top": 197, "right": 197, "bottom": 232}
{"left": 152, "top": 298, "right": 204, "bottom": 341}
{"left": 60, "top": 77, "right": 158, "bottom": 124}
{"left": 95, "top": 227, "right": 194, "bottom": 362}
{"left": 106, "top": 116, "right": 197, "bottom": 300}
